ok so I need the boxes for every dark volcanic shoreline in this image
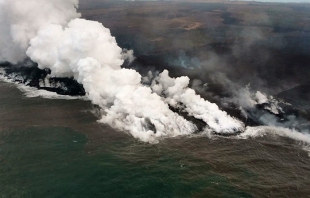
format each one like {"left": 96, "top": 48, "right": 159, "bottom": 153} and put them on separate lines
{"left": 1, "top": 1, "right": 310, "bottom": 135}
{"left": 0, "top": 61, "right": 85, "bottom": 96}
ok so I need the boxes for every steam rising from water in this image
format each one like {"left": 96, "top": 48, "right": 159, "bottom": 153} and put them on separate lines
{"left": 0, "top": 0, "right": 80, "bottom": 64}
{"left": 0, "top": 0, "right": 246, "bottom": 142}
{"left": 0, "top": 0, "right": 309, "bottom": 144}
{"left": 241, "top": 126, "right": 310, "bottom": 145}
{"left": 150, "top": 70, "right": 244, "bottom": 133}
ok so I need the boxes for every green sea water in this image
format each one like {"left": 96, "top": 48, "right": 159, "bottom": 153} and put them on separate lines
{"left": 0, "top": 82, "right": 310, "bottom": 198}
{"left": 0, "top": 127, "right": 251, "bottom": 198}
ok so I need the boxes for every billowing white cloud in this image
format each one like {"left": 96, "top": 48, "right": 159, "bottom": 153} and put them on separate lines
{"left": 1, "top": 0, "right": 310, "bottom": 144}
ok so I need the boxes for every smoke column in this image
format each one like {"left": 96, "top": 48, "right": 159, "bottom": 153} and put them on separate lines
{"left": 0, "top": 0, "right": 245, "bottom": 142}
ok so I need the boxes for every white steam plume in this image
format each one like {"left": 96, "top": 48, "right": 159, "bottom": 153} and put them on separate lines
{"left": 0, "top": 0, "right": 246, "bottom": 142}
{"left": 0, "top": 0, "right": 80, "bottom": 64}
{"left": 151, "top": 70, "right": 245, "bottom": 133}
{"left": 25, "top": 17, "right": 197, "bottom": 143}
{"left": 240, "top": 126, "right": 310, "bottom": 144}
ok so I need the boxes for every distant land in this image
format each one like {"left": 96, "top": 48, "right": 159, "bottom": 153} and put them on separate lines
{"left": 78, "top": 0, "right": 310, "bottom": 92}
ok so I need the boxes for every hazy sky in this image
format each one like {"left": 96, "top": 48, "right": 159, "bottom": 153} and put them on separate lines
{"left": 162, "top": 0, "right": 310, "bottom": 2}
{"left": 134, "top": 0, "right": 310, "bottom": 2}
{"left": 236, "top": 0, "right": 310, "bottom": 2}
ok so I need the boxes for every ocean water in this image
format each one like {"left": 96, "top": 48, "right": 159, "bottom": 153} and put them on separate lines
{"left": 1, "top": 81, "right": 310, "bottom": 198}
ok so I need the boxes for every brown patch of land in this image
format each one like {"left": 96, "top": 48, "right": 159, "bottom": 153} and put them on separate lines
{"left": 78, "top": 0, "right": 310, "bottom": 94}
{"left": 78, "top": 1, "right": 310, "bottom": 53}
